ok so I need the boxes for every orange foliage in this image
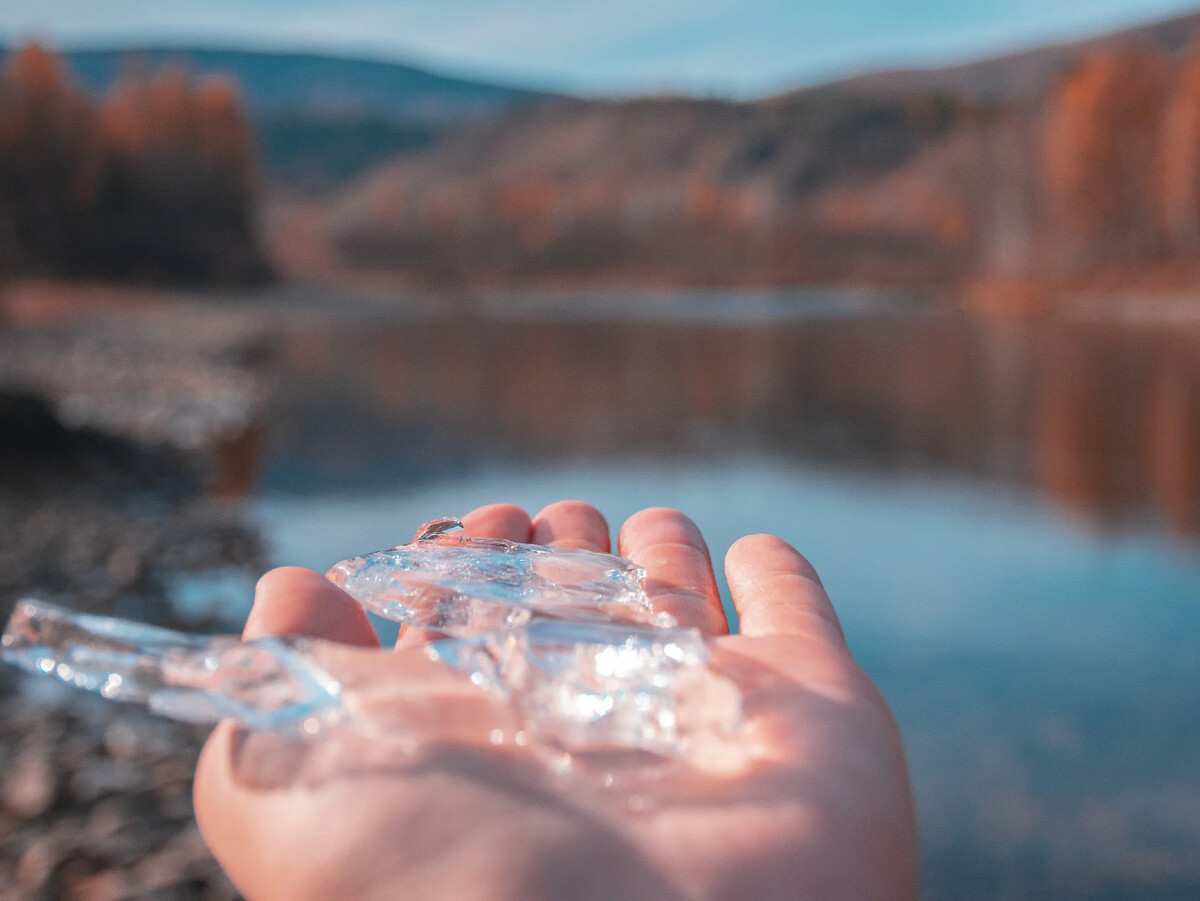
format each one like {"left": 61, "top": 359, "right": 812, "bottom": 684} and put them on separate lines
{"left": 1042, "top": 51, "right": 1168, "bottom": 270}
{"left": 0, "top": 43, "right": 266, "bottom": 284}
{"left": 0, "top": 45, "right": 102, "bottom": 272}
{"left": 1159, "top": 59, "right": 1200, "bottom": 251}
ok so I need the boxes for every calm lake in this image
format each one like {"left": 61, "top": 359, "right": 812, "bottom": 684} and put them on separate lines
{"left": 239, "top": 291, "right": 1200, "bottom": 899}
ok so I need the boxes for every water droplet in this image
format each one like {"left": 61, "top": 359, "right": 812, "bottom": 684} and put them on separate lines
{"left": 413, "top": 517, "right": 464, "bottom": 541}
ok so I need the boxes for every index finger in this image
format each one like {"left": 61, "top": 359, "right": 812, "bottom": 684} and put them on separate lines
{"left": 618, "top": 508, "right": 728, "bottom": 635}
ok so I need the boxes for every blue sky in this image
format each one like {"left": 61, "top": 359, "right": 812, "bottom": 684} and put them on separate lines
{"left": 2, "top": 0, "right": 1199, "bottom": 95}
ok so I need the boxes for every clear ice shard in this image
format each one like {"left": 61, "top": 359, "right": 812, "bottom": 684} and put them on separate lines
{"left": 1, "top": 520, "right": 744, "bottom": 769}
{"left": 1, "top": 599, "right": 343, "bottom": 733}
{"left": 326, "top": 517, "right": 668, "bottom": 634}
{"left": 428, "top": 620, "right": 739, "bottom": 758}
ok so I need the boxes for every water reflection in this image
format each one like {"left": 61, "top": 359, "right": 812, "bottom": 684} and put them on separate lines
{"left": 260, "top": 309, "right": 1200, "bottom": 537}
{"left": 245, "top": 299, "right": 1200, "bottom": 899}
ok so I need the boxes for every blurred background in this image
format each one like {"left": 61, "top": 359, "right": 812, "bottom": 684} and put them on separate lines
{"left": 2, "top": 2, "right": 1200, "bottom": 898}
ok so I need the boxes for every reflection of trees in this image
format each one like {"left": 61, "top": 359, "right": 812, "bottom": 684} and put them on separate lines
{"left": 1034, "top": 333, "right": 1137, "bottom": 517}
{"left": 1147, "top": 353, "right": 1200, "bottom": 535}
{"left": 263, "top": 310, "right": 1200, "bottom": 536}
{"left": 0, "top": 43, "right": 267, "bottom": 284}
{"left": 1033, "top": 325, "right": 1200, "bottom": 534}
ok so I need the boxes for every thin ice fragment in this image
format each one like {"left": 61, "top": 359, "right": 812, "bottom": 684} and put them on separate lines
{"left": 2, "top": 521, "right": 746, "bottom": 772}
{"left": 327, "top": 518, "right": 666, "bottom": 634}
{"left": 428, "top": 620, "right": 742, "bottom": 757}
{"left": 1, "top": 600, "right": 742, "bottom": 765}
{"left": 1, "top": 600, "right": 343, "bottom": 732}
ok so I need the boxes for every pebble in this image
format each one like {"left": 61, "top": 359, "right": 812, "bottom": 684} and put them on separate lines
{"left": 3, "top": 750, "right": 57, "bottom": 819}
{"left": 0, "top": 311, "right": 266, "bottom": 898}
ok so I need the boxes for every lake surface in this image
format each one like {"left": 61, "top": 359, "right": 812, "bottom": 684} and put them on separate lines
{"left": 240, "top": 293, "right": 1200, "bottom": 899}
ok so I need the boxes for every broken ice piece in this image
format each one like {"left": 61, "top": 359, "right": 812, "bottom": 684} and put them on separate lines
{"left": 327, "top": 517, "right": 667, "bottom": 634}
{"left": 1, "top": 599, "right": 343, "bottom": 733}
{"left": 1, "top": 600, "right": 744, "bottom": 768}
{"left": 429, "top": 620, "right": 741, "bottom": 758}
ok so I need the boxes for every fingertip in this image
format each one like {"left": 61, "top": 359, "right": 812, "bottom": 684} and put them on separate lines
{"left": 725, "top": 534, "right": 844, "bottom": 646}
{"left": 618, "top": 507, "right": 707, "bottom": 552}
{"left": 531, "top": 499, "right": 611, "bottom": 551}
{"left": 246, "top": 566, "right": 379, "bottom": 648}
{"left": 460, "top": 503, "right": 533, "bottom": 542}
{"left": 253, "top": 565, "right": 323, "bottom": 599}
{"left": 618, "top": 507, "right": 726, "bottom": 635}
{"left": 725, "top": 534, "right": 823, "bottom": 586}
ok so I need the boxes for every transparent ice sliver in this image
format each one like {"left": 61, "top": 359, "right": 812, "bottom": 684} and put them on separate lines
{"left": 1, "top": 599, "right": 343, "bottom": 733}
{"left": 326, "top": 517, "right": 667, "bottom": 634}
{"left": 0, "top": 518, "right": 742, "bottom": 768}
{"left": 429, "top": 619, "right": 738, "bottom": 757}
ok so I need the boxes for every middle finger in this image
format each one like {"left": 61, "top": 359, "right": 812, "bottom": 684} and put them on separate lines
{"left": 618, "top": 507, "right": 728, "bottom": 635}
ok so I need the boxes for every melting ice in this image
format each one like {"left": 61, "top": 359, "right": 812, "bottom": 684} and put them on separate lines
{"left": 1, "top": 599, "right": 343, "bottom": 733}
{"left": 1, "top": 519, "right": 742, "bottom": 767}
{"left": 326, "top": 517, "right": 668, "bottom": 633}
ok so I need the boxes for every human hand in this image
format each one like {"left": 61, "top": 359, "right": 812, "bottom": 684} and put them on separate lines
{"left": 194, "top": 502, "right": 918, "bottom": 900}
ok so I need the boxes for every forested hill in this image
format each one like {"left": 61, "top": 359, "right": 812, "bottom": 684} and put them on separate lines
{"left": 17, "top": 47, "right": 554, "bottom": 191}
{"left": 55, "top": 47, "right": 549, "bottom": 122}
{"left": 841, "top": 9, "right": 1200, "bottom": 103}
{"left": 306, "top": 9, "right": 1200, "bottom": 290}
{"left": 0, "top": 45, "right": 270, "bottom": 285}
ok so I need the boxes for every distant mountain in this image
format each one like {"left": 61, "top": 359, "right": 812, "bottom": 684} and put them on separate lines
{"left": 300, "top": 9, "right": 1200, "bottom": 291}
{"left": 58, "top": 47, "right": 549, "bottom": 122}
{"left": 30, "top": 47, "right": 554, "bottom": 191}
{"left": 841, "top": 9, "right": 1200, "bottom": 103}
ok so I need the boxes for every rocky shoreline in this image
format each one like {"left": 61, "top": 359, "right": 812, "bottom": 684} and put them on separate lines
{"left": 0, "top": 305, "right": 273, "bottom": 899}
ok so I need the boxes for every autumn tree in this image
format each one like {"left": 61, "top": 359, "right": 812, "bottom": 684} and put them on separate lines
{"left": 91, "top": 66, "right": 266, "bottom": 283}
{"left": 0, "top": 44, "right": 268, "bottom": 284}
{"left": 0, "top": 44, "right": 100, "bottom": 276}
{"left": 1159, "top": 58, "right": 1200, "bottom": 253}
{"left": 1042, "top": 50, "right": 1168, "bottom": 271}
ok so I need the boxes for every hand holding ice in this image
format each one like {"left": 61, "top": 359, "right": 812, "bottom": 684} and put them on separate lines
{"left": 326, "top": 518, "right": 666, "bottom": 633}
{"left": 0, "top": 518, "right": 744, "bottom": 773}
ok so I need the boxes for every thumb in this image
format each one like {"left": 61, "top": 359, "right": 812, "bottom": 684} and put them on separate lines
{"left": 244, "top": 566, "right": 379, "bottom": 648}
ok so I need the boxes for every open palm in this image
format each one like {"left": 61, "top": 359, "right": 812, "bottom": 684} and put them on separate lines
{"left": 194, "top": 502, "right": 918, "bottom": 900}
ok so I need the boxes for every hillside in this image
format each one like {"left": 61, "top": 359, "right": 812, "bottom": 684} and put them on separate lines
{"left": 299, "top": 9, "right": 1200, "bottom": 290}
{"left": 57, "top": 47, "right": 548, "bottom": 121}
{"left": 843, "top": 9, "right": 1200, "bottom": 103}
{"left": 46, "top": 47, "right": 554, "bottom": 191}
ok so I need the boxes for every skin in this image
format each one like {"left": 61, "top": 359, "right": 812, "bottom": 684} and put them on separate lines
{"left": 194, "top": 502, "right": 919, "bottom": 900}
